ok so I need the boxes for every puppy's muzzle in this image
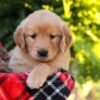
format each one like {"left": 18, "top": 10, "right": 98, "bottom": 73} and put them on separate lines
{"left": 38, "top": 49, "right": 48, "bottom": 58}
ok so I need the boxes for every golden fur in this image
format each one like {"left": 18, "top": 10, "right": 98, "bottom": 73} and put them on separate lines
{"left": 9, "top": 10, "right": 72, "bottom": 89}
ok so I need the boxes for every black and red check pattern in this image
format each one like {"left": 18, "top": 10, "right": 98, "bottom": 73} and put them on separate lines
{"left": 0, "top": 69, "right": 75, "bottom": 100}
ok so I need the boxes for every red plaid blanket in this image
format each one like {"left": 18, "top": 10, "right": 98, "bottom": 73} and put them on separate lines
{"left": 0, "top": 69, "right": 75, "bottom": 100}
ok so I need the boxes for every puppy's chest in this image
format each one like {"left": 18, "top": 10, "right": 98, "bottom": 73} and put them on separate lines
{"left": 10, "top": 56, "right": 36, "bottom": 72}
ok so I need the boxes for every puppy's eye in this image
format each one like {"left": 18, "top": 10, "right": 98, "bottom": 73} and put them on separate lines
{"left": 31, "top": 34, "right": 36, "bottom": 39}
{"left": 50, "top": 35, "right": 56, "bottom": 39}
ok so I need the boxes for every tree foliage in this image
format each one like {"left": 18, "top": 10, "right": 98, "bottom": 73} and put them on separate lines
{"left": 0, "top": 0, "right": 100, "bottom": 84}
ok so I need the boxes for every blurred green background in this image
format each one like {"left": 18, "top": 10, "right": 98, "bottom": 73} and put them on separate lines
{"left": 0, "top": 0, "right": 100, "bottom": 99}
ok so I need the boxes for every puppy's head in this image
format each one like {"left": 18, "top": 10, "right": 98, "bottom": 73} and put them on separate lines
{"left": 14, "top": 10, "right": 72, "bottom": 61}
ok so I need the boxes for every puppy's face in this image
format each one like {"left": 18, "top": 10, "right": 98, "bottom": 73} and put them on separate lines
{"left": 14, "top": 10, "right": 72, "bottom": 61}
{"left": 25, "top": 23, "right": 61, "bottom": 61}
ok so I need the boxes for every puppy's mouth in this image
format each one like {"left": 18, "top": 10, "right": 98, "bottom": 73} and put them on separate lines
{"left": 34, "top": 55, "right": 53, "bottom": 62}
{"left": 36, "top": 56, "right": 50, "bottom": 62}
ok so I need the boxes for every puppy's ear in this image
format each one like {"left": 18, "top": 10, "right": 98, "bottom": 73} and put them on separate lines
{"left": 60, "top": 24, "right": 72, "bottom": 52}
{"left": 14, "top": 26, "right": 25, "bottom": 50}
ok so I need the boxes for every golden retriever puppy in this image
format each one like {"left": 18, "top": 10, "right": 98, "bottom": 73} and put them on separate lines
{"left": 9, "top": 10, "right": 72, "bottom": 89}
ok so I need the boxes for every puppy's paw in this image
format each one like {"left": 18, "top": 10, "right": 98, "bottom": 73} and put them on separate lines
{"left": 26, "top": 75, "right": 46, "bottom": 89}
{"left": 26, "top": 63, "right": 50, "bottom": 89}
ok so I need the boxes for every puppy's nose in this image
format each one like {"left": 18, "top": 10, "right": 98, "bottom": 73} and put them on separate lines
{"left": 38, "top": 49, "right": 48, "bottom": 58}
